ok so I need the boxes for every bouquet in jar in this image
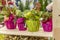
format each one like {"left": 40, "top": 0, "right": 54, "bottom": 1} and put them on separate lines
{"left": 4, "top": 2, "right": 16, "bottom": 29}
{"left": 41, "top": 12, "right": 52, "bottom": 32}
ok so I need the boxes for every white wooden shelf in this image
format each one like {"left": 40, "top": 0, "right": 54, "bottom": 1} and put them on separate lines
{"left": 0, "top": 27, "right": 53, "bottom": 37}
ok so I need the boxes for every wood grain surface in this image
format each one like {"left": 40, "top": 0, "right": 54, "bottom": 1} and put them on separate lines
{"left": 53, "top": 0, "right": 60, "bottom": 40}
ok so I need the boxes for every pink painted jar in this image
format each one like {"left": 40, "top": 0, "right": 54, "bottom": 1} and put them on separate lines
{"left": 4, "top": 14, "right": 16, "bottom": 29}
{"left": 42, "top": 18, "right": 52, "bottom": 32}
{"left": 17, "top": 18, "right": 27, "bottom": 31}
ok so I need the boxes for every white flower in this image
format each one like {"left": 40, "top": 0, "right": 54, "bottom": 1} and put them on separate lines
{"left": 46, "top": 2, "right": 53, "bottom": 11}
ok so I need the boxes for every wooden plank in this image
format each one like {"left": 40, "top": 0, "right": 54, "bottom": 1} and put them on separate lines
{"left": 0, "top": 27, "right": 53, "bottom": 37}
{"left": 53, "top": 0, "right": 60, "bottom": 40}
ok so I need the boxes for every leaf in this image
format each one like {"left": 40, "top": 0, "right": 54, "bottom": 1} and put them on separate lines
{"left": 16, "top": 10, "right": 22, "bottom": 17}
{"left": 25, "top": 0, "right": 30, "bottom": 10}
{"left": 19, "top": 1, "right": 25, "bottom": 12}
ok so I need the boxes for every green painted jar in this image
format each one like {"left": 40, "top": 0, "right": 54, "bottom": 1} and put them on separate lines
{"left": 26, "top": 20, "right": 40, "bottom": 32}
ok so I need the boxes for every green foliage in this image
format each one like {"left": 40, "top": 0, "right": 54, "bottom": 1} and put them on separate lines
{"left": 12, "top": 6, "right": 17, "bottom": 14}
{"left": 2, "top": 6, "right": 10, "bottom": 17}
{"left": 43, "top": 0, "right": 48, "bottom": 11}
{"left": 24, "top": 9, "right": 41, "bottom": 20}
{"left": 38, "top": 0, "right": 52, "bottom": 12}
{"left": 18, "top": 0, "right": 30, "bottom": 12}
{"left": 24, "top": 10, "right": 30, "bottom": 13}
{"left": 38, "top": 0, "right": 43, "bottom": 11}
{"left": 0, "top": 14, "right": 4, "bottom": 22}
{"left": 24, "top": 11, "right": 32, "bottom": 19}
{"left": 16, "top": 10, "right": 23, "bottom": 18}
{"left": 25, "top": 0, "right": 30, "bottom": 10}
{"left": 19, "top": 1, "right": 25, "bottom": 12}
{"left": 41, "top": 12, "right": 52, "bottom": 21}
{"left": 2, "top": 6, "right": 7, "bottom": 11}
